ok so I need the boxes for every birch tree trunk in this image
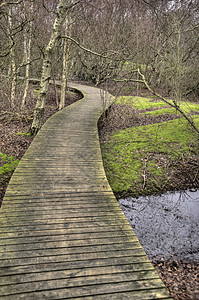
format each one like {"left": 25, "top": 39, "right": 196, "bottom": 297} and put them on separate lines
{"left": 30, "top": 0, "right": 69, "bottom": 135}
{"left": 21, "top": 1, "right": 34, "bottom": 108}
{"left": 8, "top": 5, "right": 17, "bottom": 108}
{"left": 59, "top": 14, "right": 72, "bottom": 110}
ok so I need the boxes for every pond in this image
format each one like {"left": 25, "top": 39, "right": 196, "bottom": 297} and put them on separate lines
{"left": 118, "top": 190, "right": 199, "bottom": 262}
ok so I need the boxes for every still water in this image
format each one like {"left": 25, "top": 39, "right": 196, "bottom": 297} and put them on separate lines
{"left": 118, "top": 190, "right": 199, "bottom": 261}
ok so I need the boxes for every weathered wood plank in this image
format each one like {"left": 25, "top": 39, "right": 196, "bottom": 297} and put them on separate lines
{"left": 0, "top": 263, "right": 154, "bottom": 286}
{"left": 72, "top": 291, "right": 172, "bottom": 300}
{"left": 0, "top": 216, "right": 130, "bottom": 228}
{"left": 0, "top": 210, "right": 125, "bottom": 219}
{"left": 0, "top": 272, "right": 161, "bottom": 296}
{"left": 0, "top": 242, "right": 142, "bottom": 260}
{"left": 0, "top": 256, "right": 151, "bottom": 276}
{"left": 0, "top": 249, "right": 147, "bottom": 267}
{"left": 0, "top": 280, "right": 168, "bottom": 299}
{"left": 0, "top": 201, "right": 122, "bottom": 212}
{"left": 0, "top": 224, "right": 133, "bottom": 239}
{"left": 0, "top": 236, "right": 139, "bottom": 253}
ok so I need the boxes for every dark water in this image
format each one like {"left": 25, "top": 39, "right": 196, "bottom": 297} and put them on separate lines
{"left": 118, "top": 190, "right": 199, "bottom": 261}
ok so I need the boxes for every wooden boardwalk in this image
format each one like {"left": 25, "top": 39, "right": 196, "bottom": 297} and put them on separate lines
{"left": 0, "top": 84, "right": 171, "bottom": 299}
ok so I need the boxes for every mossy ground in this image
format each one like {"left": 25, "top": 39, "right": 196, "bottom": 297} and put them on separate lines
{"left": 101, "top": 96, "right": 199, "bottom": 197}
{"left": 0, "top": 153, "right": 19, "bottom": 179}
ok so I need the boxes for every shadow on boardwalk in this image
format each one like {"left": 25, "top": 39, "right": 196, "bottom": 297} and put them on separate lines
{"left": 0, "top": 83, "right": 171, "bottom": 299}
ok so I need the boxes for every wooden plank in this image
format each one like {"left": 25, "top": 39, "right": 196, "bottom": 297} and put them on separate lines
{"left": 0, "top": 242, "right": 142, "bottom": 260}
{"left": 3, "top": 190, "right": 115, "bottom": 198}
{"left": 0, "top": 263, "right": 154, "bottom": 286}
{"left": 0, "top": 271, "right": 161, "bottom": 296}
{"left": 72, "top": 291, "right": 172, "bottom": 300}
{"left": 0, "top": 249, "right": 147, "bottom": 267}
{"left": 0, "top": 222, "right": 131, "bottom": 234}
{"left": 0, "top": 280, "right": 168, "bottom": 299}
{"left": 0, "top": 224, "right": 133, "bottom": 239}
{"left": 0, "top": 230, "right": 137, "bottom": 246}
{"left": 0, "top": 216, "right": 130, "bottom": 228}
{"left": 1, "top": 202, "right": 122, "bottom": 212}
{"left": 0, "top": 256, "right": 151, "bottom": 277}
{"left": 0, "top": 210, "right": 125, "bottom": 219}
{"left": 0, "top": 236, "right": 139, "bottom": 253}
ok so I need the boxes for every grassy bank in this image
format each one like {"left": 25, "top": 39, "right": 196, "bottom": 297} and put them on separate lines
{"left": 100, "top": 96, "right": 199, "bottom": 198}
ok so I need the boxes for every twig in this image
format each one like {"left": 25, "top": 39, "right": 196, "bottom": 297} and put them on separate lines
{"left": 137, "top": 68, "right": 199, "bottom": 136}
{"left": 61, "top": 35, "right": 124, "bottom": 62}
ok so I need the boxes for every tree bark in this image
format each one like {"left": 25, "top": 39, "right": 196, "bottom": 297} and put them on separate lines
{"left": 21, "top": 1, "right": 34, "bottom": 108}
{"left": 8, "top": 5, "right": 17, "bottom": 108}
{"left": 60, "top": 13, "right": 72, "bottom": 110}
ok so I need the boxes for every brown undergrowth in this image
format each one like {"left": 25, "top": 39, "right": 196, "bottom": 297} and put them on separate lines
{"left": 154, "top": 260, "right": 199, "bottom": 300}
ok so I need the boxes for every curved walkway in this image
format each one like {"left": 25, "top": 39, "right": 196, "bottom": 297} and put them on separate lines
{"left": 0, "top": 84, "right": 171, "bottom": 299}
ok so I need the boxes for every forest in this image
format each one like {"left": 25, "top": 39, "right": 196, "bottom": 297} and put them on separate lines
{"left": 0, "top": 0, "right": 199, "bottom": 299}
{"left": 1, "top": 0, "right": 198, "bottom": 116}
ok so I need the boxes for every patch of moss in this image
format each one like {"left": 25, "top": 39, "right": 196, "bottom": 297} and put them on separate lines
{"left": 142, "top": 103, "right": 199, "bottom": 116}
{"left": 180, "top": 102, "right": 199, "bottom": 113}
{"left": 101, "top": 116, "right": 199, "bottom": 197}
{"left": 15, "top": 131, "right": 32, "bottom": 136}
{"left": 116, "top": 96, "right": 199, "bottom": 115}
{"left": 140, "top": 107, "right": 177, "bottom": 116}
{"left": 116, "top": 96, "right": 167, "bottom": 109}
{"left": 0, "top": 153, "right": 19, "bottom": 178}
{"left": 33, "top": 89, "right": 40, "bottom": 97}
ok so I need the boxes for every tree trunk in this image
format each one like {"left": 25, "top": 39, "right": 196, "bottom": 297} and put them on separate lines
{"left": 59, "top": 14, "right": 72, "bottom": 110}
{"left": 30, "top": 0, "right": 69, "bottom": 135}
{"left": 8, "top": 5, "right": 16, "bottom": 108}
{"left": 21, "top": 1, "right": 34, "bottom": 108}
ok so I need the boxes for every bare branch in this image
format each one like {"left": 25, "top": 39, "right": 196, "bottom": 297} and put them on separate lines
{"left": 137, "top": 69, "right": 199, "bottom": 135}
{"left": 62, "top": 35, "right": 124, "bottom": 61}
{"left": 0, "top": 0, "right": 23, "bottom": 9}
{"left": 141, "top": 0, "right": 156, "bottom": 10}
{"left": 67, "top": 0, "right": 82, "bottom": 10}
{"left": 16, "top": 56, "right": 41, "bottom": 72}
{"left": 0, "top": 38, "right": 15, "bottom": 57}
{"left": 114, "top": 69, "right": 199, "bottom": 135}
{"left": 12, "top": 18, "right": 34, "bottom": 36}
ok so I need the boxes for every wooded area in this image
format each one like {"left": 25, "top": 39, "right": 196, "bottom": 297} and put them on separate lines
{"left": 0, "top": 2, "right": 199, "bottom": 299}
{"left": 0, "top": 0, "right": 198, "bottom": 134}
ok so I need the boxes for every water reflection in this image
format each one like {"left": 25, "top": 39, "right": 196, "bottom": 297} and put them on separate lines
{"left": 118, "top": 190, "right": 199, "bottom": 261}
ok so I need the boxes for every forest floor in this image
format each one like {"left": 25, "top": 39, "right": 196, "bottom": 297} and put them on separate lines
{"left": 0, "top": 81, "right": 198, "bottom": 300}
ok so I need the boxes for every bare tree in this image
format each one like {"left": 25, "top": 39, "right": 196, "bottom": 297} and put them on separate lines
{"left": 30, "top": 0, "right": 81, "bottom": 135}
